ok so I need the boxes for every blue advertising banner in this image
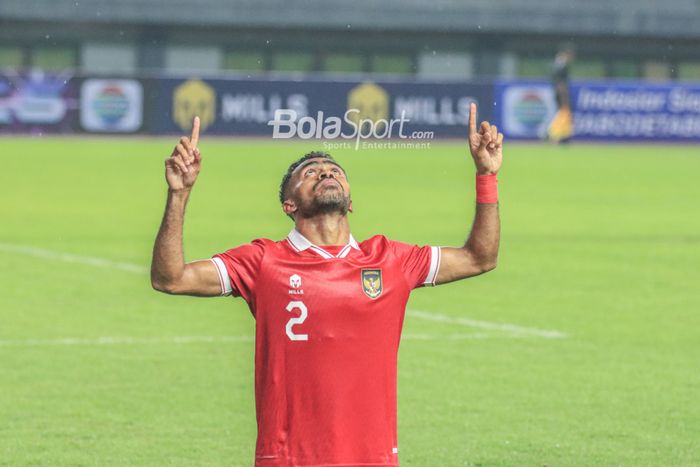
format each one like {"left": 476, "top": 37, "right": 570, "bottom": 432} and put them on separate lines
{"left": 572, "top": 82, "right": 700, "bottom": 140}
{"left": 146, "top": 76, "right": 493, "bottom": 143}
{"left": 0, "top": 71, "right": 78, "bottom": 134}
{"left": 79, "top": 78, "right": 144, "bottom": 133}
{"left": 494, "top": 81, "right": 556, "bottom": 139}
{"left": 495, "top": 80, "right": 700, "bottom": 141}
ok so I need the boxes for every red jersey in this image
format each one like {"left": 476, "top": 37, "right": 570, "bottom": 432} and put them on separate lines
{"left": 212, "top": 229, "right": 441, "bottom": 467}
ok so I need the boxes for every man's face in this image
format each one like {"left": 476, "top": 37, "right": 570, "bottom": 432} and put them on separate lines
{"left": 284, "top": 158, "right": 352, "bottom": 219}
{"left": 559, "top": 50, "right": 575, "bottom": 63}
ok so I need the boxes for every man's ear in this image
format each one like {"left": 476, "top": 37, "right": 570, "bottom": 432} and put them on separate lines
{"left": 283, "top": 199, "right": 297, "bottom": 217}
{"left": 348, "top": 199, "right": 353, "bottom": 213}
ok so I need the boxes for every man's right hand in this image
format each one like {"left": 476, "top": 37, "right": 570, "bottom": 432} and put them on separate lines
{"left": 165, "top": 116, "right": 202, "bottom": 191}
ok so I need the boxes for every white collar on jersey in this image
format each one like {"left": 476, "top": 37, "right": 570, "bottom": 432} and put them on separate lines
{"left": 287, "top": 229, "right": 360, "bottom": 259}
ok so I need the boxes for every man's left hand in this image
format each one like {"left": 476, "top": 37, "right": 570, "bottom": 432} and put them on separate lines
{"left": 468, "top": 103, "right": 503, "bottom": 175}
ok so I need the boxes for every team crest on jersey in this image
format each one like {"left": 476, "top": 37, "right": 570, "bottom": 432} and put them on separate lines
{"left": 361, "top": 269, "right": 382, "bottom": 299}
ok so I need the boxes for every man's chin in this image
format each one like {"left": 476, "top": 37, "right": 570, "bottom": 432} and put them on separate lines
{"left": 301, "top": 198, "right": 350, "bottom": 217}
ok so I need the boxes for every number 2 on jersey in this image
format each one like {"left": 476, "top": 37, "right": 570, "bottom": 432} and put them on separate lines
{"left": 286, "top": 301, "right": 308, "bottom": 341}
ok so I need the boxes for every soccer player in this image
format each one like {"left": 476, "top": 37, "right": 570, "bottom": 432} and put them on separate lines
{"left": 151, "top": 102, "right": 503, "bottom": 466}
{"left": 547, "top": 45, "right": 576, "bottom": 143}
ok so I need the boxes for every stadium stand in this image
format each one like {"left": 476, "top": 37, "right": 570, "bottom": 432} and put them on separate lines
{"left": 1, "top": 0, "right": 699, "bottom": 79}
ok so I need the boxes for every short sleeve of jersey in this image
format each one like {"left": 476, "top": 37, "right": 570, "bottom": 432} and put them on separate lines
{"left": 388, "top": 239, "right": 441, "bottom": 289}
{"left": 211, "top": 239, "right": 266, "bottom": 302}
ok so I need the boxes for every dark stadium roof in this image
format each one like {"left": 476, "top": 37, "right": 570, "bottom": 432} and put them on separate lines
{"left": 2, "top": 0, "right": 700, "bottom": 38}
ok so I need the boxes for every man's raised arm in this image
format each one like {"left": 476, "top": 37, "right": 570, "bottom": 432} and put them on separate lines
{"left": 436, "top": 103, "right": 503, "bottom": 285}
{"left": 151, "top": 117, "right": 223, "bottom": 296}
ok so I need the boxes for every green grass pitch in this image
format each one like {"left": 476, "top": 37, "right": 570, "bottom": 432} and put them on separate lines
{"left": 1, "top": 136, "right": 699, "bottom": 466}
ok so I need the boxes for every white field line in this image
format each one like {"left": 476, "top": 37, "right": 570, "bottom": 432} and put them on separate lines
{"left": 0, "top": 333, "right": 513, "bottom": 347}
{"left": 0, "top": 335, "right": 254, "bottom": 347}
{"left": 407, "top": 309, "right": 568, "bottom": 339}
{"left": 0, "top": 243, "right": 569, "bottom": 340}
{"left": 0, "top": 243, "right": 147, "bottom": 274}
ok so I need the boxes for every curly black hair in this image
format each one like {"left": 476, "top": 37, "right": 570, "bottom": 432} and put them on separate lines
{"left": 278, "top": 151, "right": 346, "bottom": 205}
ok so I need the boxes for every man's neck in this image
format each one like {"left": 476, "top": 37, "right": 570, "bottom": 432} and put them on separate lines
{"left": 294, "top": 214, "right": 351, "bottom": 246}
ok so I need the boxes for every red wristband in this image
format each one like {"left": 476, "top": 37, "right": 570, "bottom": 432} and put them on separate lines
{"left": 476, "top": 173, "right": 498, "bottom": 204}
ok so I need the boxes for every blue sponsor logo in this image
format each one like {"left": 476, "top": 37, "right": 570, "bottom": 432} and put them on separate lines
{"left": 513, "top": 92, "right": 548, "bottom": 129}
{"left": 92, "top": 85, "right": 129, "bottom": 125}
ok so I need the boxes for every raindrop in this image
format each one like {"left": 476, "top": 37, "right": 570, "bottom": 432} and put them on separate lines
{"left": 431, "top": 50, "right": 436, "bottom": 56}
{"left": 477, "top": 25, "right": 481, "bottom": 30}
{"left": 266, "top": 39, "right": 270, "bottom": 44}
{"left": 45, "top": 34, "right": 51, "bottom": 39}
{"left": 346, "top": 24, "right": 352, "bottom": 29}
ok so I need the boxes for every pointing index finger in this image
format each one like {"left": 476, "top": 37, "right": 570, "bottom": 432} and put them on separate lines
{"left": 191, "top": 116, "right": 201, "bottom": 147}
{"left": 468, "top": 102, "right": 477, "bottom": 136}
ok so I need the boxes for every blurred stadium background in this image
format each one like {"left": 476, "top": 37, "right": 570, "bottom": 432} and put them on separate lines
{"left": 2, "top": 0, "right": 700, "bottom": 80}
{"left": 1, "top": 1, "right": 699, "bottom": 466}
